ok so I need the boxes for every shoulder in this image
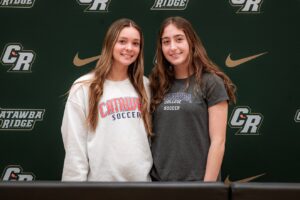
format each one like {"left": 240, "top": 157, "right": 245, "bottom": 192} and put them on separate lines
{"left": 143, "top": 76, "right": 150, "bottom": 85}
{"left": 201, "top": 72, "right": 226, "bottom": 95}
{"left": 74, "top": 72, "right": 94, "bottom": 84}
{"left": 201, "top": 72, "right": 229, "bottom": 105}
{"left": 143, "top": 76, "right": 150, "bottom": 89}
{"left": 143, "top": 76, "right": 151, "bottom": 98}
{"left": 201, "top": 72, "right": 225, "bottom": 91}
{"left": 202, "top": 72, "right": 223, "bottom": 84}
{"left": 68, "top": 72, "right": 94, "bottom": 97}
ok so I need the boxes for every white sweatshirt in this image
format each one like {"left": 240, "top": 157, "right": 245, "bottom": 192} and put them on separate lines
{"left": 61, "top": 73, "right": 152, "bottom": 181}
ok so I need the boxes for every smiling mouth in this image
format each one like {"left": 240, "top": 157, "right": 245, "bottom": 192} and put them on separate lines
{"left": 169, "top": 51, "right": 182, "bottom": 57}
{"left": 170, "top": 54, "right": 181, "bottom": 59}
{"left": 121, "top": 52, "right": 134, "bottom": 57}
{"left": 122, "top": 55, "right": 133, "bottom": 59}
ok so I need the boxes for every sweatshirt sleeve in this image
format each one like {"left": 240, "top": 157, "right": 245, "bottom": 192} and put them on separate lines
{"left": 61, "top": 90, "right": 89, "bottom": 181}
{"left": 143, "top": 76, "right": 151, "bottom": 104}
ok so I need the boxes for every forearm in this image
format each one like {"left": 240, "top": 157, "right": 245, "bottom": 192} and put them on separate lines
{"left": 62, "top": 154, "right": 89, "bottom": 181}
{"left": 204, "top": 101, "right": 228, "bottom": 182}
{"left": 203, "top": 139, "right": 225, "bottom": 182}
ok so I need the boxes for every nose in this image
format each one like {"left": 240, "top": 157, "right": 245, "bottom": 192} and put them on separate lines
{"left": 169, "top": 40, "right": 176, "bottom": 50}
{"left": 125, "top": 43, "right": 133, "bottom": 51}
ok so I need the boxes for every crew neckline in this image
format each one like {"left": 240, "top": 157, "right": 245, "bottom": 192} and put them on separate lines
{"left": 174, "top": 74, "right": 195, "bottom": 82}
{"left": 105, "top": 78, "right": 130, "bottom": 84}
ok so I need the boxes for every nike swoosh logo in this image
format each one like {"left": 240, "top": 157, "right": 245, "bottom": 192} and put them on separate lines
{"left": 224, "top": 173, "right": 265, "bottom": 185}
{"left": 225, "top": 52, "right": 267, "bottom": 68}
{"left": 73, "top": 53, "right": 100, "bottom": 67}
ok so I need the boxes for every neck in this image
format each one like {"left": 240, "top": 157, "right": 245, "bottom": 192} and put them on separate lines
{"left": 107, "top": 64, "right": 129, "bottom": 81}
{"left": 173, "top": 65, "right": 193, "bottom": 79}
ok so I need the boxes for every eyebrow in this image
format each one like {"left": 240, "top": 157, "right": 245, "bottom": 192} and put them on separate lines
{"left": 118, "top": 36, "right": 140, "bottom": 41}
{"left": 161, "top": 34, "right": 185, "bottom": 40}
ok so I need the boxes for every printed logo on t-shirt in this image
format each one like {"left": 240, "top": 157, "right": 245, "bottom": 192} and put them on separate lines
{"left": 162, "top": 92, "right": 192, "bottom": 111}
{"left": 99, "top": 97, "right": 141, "bottom": 121}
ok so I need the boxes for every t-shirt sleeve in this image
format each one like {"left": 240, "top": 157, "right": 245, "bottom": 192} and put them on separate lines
{"left": 203, "top": 73, "right": 229, "bottom": 107}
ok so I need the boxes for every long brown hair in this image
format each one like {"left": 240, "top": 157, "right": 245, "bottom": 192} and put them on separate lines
{"left": 87, "top": 18, "right": 151, "bottom": 135}
{"left": 149, "top": 16, "right": 236, "bottom": 112}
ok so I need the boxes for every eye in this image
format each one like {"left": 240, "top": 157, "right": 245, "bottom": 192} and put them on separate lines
{"left": 133, "top": 41, "right": 140, "bottom": 46}
{"left": 176, "top": 36, "right": 184, "bottom": 42}
{"left": 118, "top": 39, "right": 126, "bottom": 44}
{"left": 162, "top": 40, "right": 170, "bottom": 45}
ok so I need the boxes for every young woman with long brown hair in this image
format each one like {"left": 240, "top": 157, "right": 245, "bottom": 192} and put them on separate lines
{"left": 61, "top": 18, "right": 152, "bottom": 181}
{"left": 149, "top": 16, "right": 236, "bottom": 181}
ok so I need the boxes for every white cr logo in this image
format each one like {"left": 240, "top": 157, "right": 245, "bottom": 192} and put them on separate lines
{"left": 230, "top": 0, "right": 263, "bottom": 12}
{"left": 1, "top": 43, "right": 35, "bottom": 72}
{"left": 2, "top": 166, "right": 34, "bottom": 181}
{"left": 229, "top": 107, "right": 263, "bottom": 134}
{"left": 78, "top": 0, "right": 110, "bottom": 11}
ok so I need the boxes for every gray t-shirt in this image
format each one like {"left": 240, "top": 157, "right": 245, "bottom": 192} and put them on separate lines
{"left": 151, "top": 72, "right": 229, "bottom": 181}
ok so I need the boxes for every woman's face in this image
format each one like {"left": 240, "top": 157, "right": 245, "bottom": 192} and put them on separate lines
{"left": 161, "top": 24, "right": 190, "bottom": 70}
{"left": 112, "top": 26, "right": 141, "bottom": 69}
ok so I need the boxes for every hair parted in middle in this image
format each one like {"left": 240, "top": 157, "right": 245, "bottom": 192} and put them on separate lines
{"left": 149, "top": 16, "right": 236, "bottom": 112}
{"left": 87, "top": 18, "right": 152, "bottom": 135}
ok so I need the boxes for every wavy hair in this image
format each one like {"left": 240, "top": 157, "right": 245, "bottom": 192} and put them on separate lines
{"left": 149, "top": 16, "right": 236, "bottom": 112}
{"left": 87, "top": 18, "right": 151, "bottom": 135}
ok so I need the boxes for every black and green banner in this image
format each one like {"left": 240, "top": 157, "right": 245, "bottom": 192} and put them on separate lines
{"left": 0, "top": 0, "right": 299, "bottom": 182}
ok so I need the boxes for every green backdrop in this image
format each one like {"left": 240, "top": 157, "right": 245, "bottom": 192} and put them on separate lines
{"left": 0, "top": 0, "right": 299, "bottom": 182}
